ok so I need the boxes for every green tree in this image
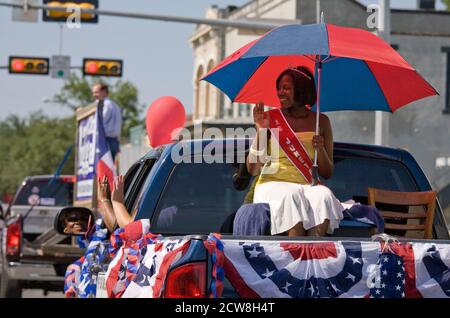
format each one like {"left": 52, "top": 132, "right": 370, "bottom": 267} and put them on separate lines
{"left": 443, "top": 0, "right": 450, "bottom": 10}
{"left": 0, "top": 112, "right": 75, "bottom": 196}
{"left": 53, "top": 73, "right": 92, "bottom": 109}
{"left": 53, "top": 73, "right": 143, "bottom": 138}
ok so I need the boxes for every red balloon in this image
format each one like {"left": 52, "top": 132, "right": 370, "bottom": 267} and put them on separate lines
{"left": 146, "top": 96, "right": 186, "bottom": 148}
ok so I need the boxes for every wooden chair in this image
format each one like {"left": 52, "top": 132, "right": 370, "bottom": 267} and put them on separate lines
{"left": 367, "top": 187, "right": 437, "bottom": 239}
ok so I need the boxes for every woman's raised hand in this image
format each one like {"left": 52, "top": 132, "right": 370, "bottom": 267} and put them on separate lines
{"left": 253, "top": 102, "right": 269, "bottom": 129}
{"left": 111, "top": 175, "right": 125, "bottom": 204}
{"left": 312, "top": 135, "right": 325, "bottom": 151}
{"left": 97, "top": 176, "right": 109, "bottom": 203}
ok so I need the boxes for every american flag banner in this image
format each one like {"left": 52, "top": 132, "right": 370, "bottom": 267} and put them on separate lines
{"left": 95, "top": 101, "right": 116, "bottom": 190}
{"left": 220, "top": 240, "right": 380, "bottom": 298}
{"left": 213, "top": 239, "right": 450, "bottom": 298}
{"left": 104, "top": 219, "right": 190, "bottom": 298}
{"left": 369, "top": 252, "right": 405, "bottom": 298}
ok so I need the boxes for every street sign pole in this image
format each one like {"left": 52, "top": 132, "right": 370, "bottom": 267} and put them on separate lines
{"left": 374, "top": 0, "right": 391, "bottom": 146}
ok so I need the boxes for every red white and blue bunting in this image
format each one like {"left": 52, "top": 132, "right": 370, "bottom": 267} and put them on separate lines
{"left": 65, "top": 219, "right": 450, "bottom": 298}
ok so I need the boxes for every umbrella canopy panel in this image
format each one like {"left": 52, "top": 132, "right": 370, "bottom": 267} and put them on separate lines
{"left": 202, "top": 23, "right": 438, "bottom": 112}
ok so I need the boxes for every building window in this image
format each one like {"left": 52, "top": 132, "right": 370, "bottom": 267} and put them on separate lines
{"left": 442, "top": 47, "right": 450, "bottom": 114}
{"left": 238, "top": 103, "right": 244, "bottom": 117}
{"left": 227, "top": 105, "right": 233, "bottom": 118}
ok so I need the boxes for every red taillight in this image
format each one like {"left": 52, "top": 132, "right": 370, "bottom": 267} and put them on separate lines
{"left": 61, "top": 176, "right": 76, "bottom": 183}
{"left": 164, "top": 262, "right": 207, "bottom": 298}
{"left": 6, "top": 222, "right": 21, "bottom": 261}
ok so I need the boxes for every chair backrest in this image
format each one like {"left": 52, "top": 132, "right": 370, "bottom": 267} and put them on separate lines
{"left": 367, "top": 187, "right": 437, "bottom": 239}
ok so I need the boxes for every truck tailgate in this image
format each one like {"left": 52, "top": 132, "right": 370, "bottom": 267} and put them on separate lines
{"left": 11, "top": 205, "right": 61, "bottom": 234}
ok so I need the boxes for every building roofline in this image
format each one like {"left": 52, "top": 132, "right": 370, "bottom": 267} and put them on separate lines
{"left": 350, "top": 0, "right": 450, "bottom": 14}
{"left": 347, "top": 0, "right": 368, "bottom": 10}
{"left": 392, "top": 8, "right": 450, "bottom": 15}
{"left": 237, "top": 0, "right": 450, "bottom": 15}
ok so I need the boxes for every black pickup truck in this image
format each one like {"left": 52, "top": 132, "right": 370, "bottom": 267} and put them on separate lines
{"left": 57, "top": 138, "right": 450, "bottom": 298}
{"left": 1, "top": 175, "right": 84, "bottom": 298}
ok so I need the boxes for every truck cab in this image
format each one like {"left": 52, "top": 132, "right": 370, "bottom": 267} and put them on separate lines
{"left": 124, "top": 140, "right": 449, "bottom": 239}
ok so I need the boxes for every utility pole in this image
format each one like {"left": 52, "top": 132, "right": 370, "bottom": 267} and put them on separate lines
{"left": 316, "top": 0, "right": 321, "bottom": 24}
{"left": 374, "top": 0, "right": 391, "bottom": 146}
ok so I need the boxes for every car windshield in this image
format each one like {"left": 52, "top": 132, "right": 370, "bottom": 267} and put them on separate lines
{"left": 14, "top": 179, "right": 73, "bottom": 206}
{"left": 150, "top": 156, "right": 418, "bottom": 235}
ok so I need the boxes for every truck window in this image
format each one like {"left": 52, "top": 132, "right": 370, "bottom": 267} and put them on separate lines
{"left": 323, "top": 157, "right": 419, "bottom": 203}
{"left": 13, "top": 179, "right": 73, "bottom": 206}
{"left": 151, "top": 162, "right": 248, "bottom": 234}
{"left": 125, "top": 159, "right": 157, "bottom": 213}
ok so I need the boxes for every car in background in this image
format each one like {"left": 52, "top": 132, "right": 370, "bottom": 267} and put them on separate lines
{"left": 1, "top": 175, "right": 84, "bottom": 298}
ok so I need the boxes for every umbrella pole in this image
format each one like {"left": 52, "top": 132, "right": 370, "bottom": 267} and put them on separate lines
{"left": 311, "top": 61, "right": 322, "bottom": 186}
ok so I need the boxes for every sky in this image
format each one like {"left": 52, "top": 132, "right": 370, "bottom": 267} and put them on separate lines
{"left": 0, "top": 0, "right": 447, "bottom": 121}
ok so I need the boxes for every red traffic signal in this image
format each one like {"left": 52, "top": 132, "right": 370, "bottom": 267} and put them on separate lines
{"left": 82, "top": 58, "right": 123, "bottom": 77}
{"left": 43, "top": 0, "right": 98, "bottom": 23}
{"left": 8, "top": 56, "right": 50, "bottom": 75}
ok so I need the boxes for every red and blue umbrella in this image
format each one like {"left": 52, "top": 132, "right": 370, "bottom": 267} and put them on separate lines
{"left": 201, "top": 23, "right": 438, "bottom": 183}
{"left": 202, "top": 23, "right": 438, "bottom": 112}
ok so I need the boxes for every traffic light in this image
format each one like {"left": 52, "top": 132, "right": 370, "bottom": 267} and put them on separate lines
{"left": 82, "top": 58, "right": 123, "bottom": 77}
{"left": 8, "top": 56, "right": 50, "bottom": 75}
{"left": 43, "top": 0, "right": 98, "bottom": 23}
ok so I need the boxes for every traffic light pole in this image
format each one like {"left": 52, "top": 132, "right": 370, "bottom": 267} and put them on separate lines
{"left": 0, "top": 1, "right": 279, "bottom": 30}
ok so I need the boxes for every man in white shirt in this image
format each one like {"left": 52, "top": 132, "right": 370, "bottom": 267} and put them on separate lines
{"left": 92, "top": 83, "right": 123, "bottom": 161}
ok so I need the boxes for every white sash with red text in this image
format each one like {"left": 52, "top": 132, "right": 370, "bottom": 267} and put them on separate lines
{"left": 268, "top": 108, "right": 314, "bottom": 184}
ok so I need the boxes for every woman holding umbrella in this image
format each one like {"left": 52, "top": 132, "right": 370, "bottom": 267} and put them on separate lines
{"left": 203, "top": 22, "right": 437, "bottom": 237}
{"left": 247, "top": 66, "right": 344, "bottom": 237}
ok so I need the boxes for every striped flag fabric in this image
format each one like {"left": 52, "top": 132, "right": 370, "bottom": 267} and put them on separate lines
{"left": 98, "top": 221, "right": 450, "bottom": 298}
{"left": 210, "top": 239, "right": 450, "bottom": 298}
{"left": 95, "top": 101, "right": 116, "bottom": 190}
{"left": 105, "top": 219, "right": 190, "bottom": 298}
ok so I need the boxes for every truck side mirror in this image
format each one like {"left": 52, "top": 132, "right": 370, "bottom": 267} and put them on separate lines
{"left": 54, "top": 206, "right": 94, "bottom": 236}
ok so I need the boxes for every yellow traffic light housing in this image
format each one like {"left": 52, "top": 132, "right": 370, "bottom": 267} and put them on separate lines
{"left": 8, "top": 56, "right": 50, "bottom": 75}
{"left": 43, "top": 0, "right": 98, "bottom": 23}
{"left": 83, "top": 58, "right": 123, "bottom": 77}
